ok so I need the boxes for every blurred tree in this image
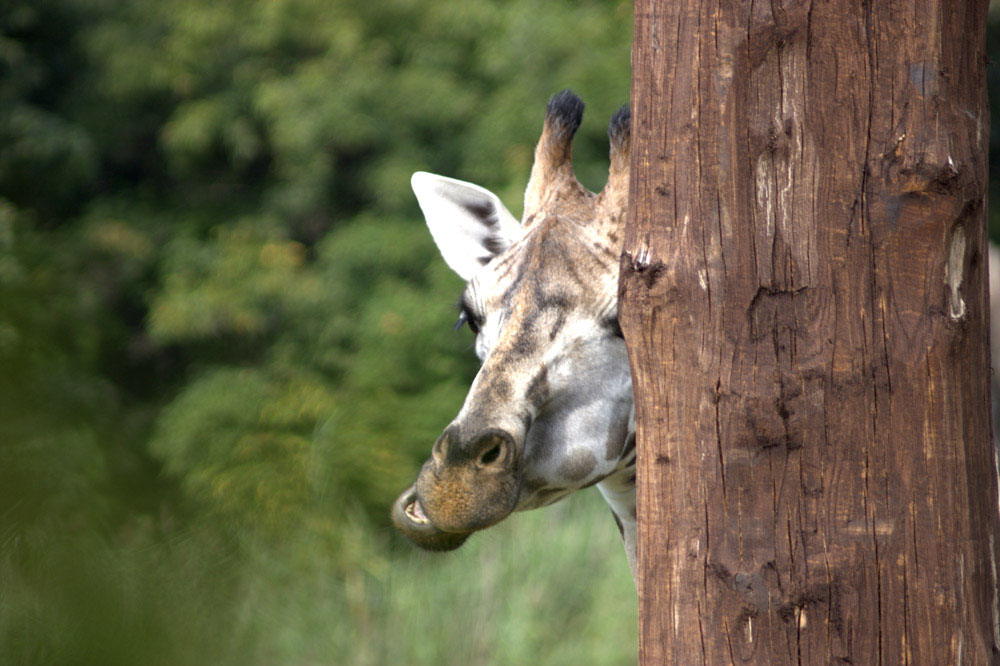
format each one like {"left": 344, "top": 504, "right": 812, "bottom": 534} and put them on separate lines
{"left": 1, "top": 1, "right": 634, "bottom": 658}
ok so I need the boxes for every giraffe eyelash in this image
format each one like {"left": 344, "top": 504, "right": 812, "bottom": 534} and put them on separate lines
{"left": 454, "top": 300, "right": 482, "bottom": 335}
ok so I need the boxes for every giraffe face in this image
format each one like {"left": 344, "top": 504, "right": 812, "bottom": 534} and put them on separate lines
{"left": 392, "top": 92, "right": 633, "bottom": 552}
{"left": 393, "top": 217, "right": 632, "bottom": 549}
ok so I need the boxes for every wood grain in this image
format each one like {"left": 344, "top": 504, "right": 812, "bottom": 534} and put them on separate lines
{"left": 620, "top": 1, "right": 1000, "bottom": 663}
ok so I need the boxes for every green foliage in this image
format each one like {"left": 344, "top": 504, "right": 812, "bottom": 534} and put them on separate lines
{"left": 1, "top": 0, "right": 638, "bottom": 662}
{"left": 0, "top": 529, "right": 255, "bottom": 666}
{"left": 0, "top": 201, "right": 115, "bottom": 538}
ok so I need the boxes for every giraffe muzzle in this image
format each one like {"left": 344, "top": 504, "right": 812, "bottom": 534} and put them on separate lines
{"left": 392, "top": 429, "right": 522, "bottom": 550}
{"left": 391, "top": 483, "right": 471, "bottom": 552}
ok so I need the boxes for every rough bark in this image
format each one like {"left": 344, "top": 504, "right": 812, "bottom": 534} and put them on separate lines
{"left": 620, "top": 1, "right": 1000, "bottom": 663}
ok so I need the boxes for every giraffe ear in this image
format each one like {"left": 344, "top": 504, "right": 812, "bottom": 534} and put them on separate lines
{"left": 411, "top": 171, "right": 520, "bottom": 280}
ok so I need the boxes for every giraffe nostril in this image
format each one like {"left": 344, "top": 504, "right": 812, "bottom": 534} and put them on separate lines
{"left": 431, "top": 424, "right": 462, "bottom": 470}
{"left": 472, "top": 431, "right": 514, "bottom": 469}
{"left": 431, "top": 435, "right": 448, "bottom": 469}
{"left": 479, "top": 443, "right": 503, "bottom": 465}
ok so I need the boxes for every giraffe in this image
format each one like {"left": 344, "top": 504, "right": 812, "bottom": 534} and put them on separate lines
{"left": 391, "top": 90, "right": 638, "bottom": 578}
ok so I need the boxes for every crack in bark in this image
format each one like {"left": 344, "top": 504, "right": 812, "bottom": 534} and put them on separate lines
{"left": 715, "top": 379, "right": 728, "bottom": 511}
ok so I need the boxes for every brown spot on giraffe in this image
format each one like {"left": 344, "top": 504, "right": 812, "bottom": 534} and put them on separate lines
{"left": 557, "top": 450, "right": 598, "bottom": 482}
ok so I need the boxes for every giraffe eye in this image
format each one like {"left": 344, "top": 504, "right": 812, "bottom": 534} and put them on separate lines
{"left": 454, "top": 308, "right": 481, "bottom": 335}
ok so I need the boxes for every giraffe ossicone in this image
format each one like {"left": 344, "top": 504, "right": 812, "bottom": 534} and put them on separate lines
{"left": 392, "top": 90, "right": 637, "bottom": 578}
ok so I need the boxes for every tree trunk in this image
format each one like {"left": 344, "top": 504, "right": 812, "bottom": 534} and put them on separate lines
{"left": 620, "top": 1, "right": 1000, "bottom": 664}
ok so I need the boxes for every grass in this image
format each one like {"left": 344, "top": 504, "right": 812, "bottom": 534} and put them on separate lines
{"left": 0, "top": 489, "right": 637, "bottom": 665}
{"left": 258, "top": 489, "right": 638, "bottom": 665}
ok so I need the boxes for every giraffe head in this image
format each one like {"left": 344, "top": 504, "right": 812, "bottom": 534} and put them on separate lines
{"left": 392, "top": 91, "right": 632, "bottom": 551}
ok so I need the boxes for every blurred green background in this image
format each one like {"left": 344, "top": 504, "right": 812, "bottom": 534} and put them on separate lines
{"left": 0, "top": 1, "right": 635, "bottom": 664}
{"left": 4, "top": 2, "right": 1000, "bottom": 665}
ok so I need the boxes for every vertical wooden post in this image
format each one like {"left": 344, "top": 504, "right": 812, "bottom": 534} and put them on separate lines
{"left": 620, "top": 1, "right": 1000, "bottom": 663}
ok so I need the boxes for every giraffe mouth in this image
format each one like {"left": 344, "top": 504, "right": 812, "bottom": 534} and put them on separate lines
{"left": 391, "top": 484, "right": 471, "bottom": 551}
{"left": 404, "top": 497, "right": 430, "bottom": 525}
